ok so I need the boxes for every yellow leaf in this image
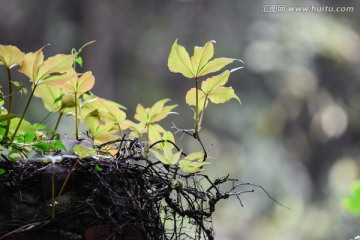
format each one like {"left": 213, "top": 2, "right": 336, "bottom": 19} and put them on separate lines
{"left": 168, "top": 39, "right": 194, "bottom": 78}
{"left": 0, "top": 45, "right": 25, "bottom": 69}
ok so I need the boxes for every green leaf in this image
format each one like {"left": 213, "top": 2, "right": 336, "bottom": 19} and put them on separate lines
{"left": 0, "top": 45, "right": 25, "bottom": 69}
{"left": 343, "top": 181, "right": 360, "bottom": 215}
{"left": 24, "top": 131, "right": 36, "bottom": 143}
{"left": 168, "top": 39, "right": 194, "bottom": 78}
{"left": 94, "top": 164, "right": 102, "bottom": 172}
{"left": 76, "top": 56, "right": 83, "bottom": 67}
{"left": 33, "top": 142, "right": 51, "bottom": 151}
{"left": 73, "top": 144, "right": 96, "bottom": 158}
{"left": 52, "top": 140, "right": 66, "bottom": 150}
{"left": 0, "top": 168, "right": 5, "bottom": 175}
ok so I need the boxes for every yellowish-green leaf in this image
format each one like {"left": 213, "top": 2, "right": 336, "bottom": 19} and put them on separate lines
{"left": 191, "top": 41, "right": 214, "bottom": 77}
{"left": 34, "top": 84, "right": 63, "bottom": 112}
{"left": 198, "top": 57, "right": 234, "bottom": 77}
{"left": 61, "top": 71, "right": 95, "bottom": 93}
{"left": 199, "top": 71, "right": 240, "bottom": 105}
{"left": 0, "top": 45, "right": 25, "bottom": 69}
{"left": 134, "top": 103, "right": 147, "bottom": 123}
{"left": 168, "top": 40, "right": 240, "bottom": 78}
{"left": 207, "top": 87, "right": 240, "bottom": 104}
{"left": 179, "top": 151, "right": 208, "bottom": 173}
{"left": 179, "top": 159, "right": 209, "bottom": 173}
{"left": 148, "top": 123, "right": 165, "bottom": 143}
{"left": 126, "top": 121, "right": 147, "bottom": 137}
{"left": 158, "top": 131, "right": 175, "bottom": 150}
{"left": 73, "top": 144, "right": 96, "bottom": 158}
{"left": 150, "top": 143, "right": 182, "bottom": 165}
{"left": 201, "top": 70, "right": 230, "bottom": 93}
{"left": 134, "top": 99, "right": 177, "bottom": 124}
{"left": 9, "top": 118, "right": 35, "bottom": 135}
{"left": 40, "top": 70, "right": 78, "bottom": 86}
{"left": 168, "top": 39, "right": 194, "bottom": 78}
{"left": 61, "top": 95, "right": 77, "bottom": 109}
{"left": 150, "top": 103, "right": 177, "bottom": 123}
{"left": 182, "top": 151, "right": 205, "bottom": 162}
{"left": 37, "top": 53, "right": 76, "bottom": 81}
{"left": 185, "top": 88, "right": 208, "bottom": 113}
{"left": 84, "top": 116, "right": 113, "bottom": 138}
{"left": 148, "top": 99, "right": 169, "bottom": 121}
{"left": 18, "top": 48, "right": 44, "bottom": 82}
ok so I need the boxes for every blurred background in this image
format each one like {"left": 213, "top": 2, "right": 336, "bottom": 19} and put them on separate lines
{"left": 1, "top": 0, "right": 360, "bottom": 239}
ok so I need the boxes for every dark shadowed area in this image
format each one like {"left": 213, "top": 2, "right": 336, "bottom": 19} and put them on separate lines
{"left": 1, "top": 0, "right": 360, "bottom": 239}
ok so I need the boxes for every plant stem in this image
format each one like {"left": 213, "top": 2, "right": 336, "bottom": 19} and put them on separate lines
{"left": 145, "top": 124, "right": 150, "bottom": 158}
{"left": 194, "top": 77, "right": 199, "bottom": 138}
{"left": 74, "top": 92, "right": 79, "bottom": 139}
{"left": 9, "top": 84, "right": 38, "bottom": 144}
{"left": 4, "top": 67, "right": 13, "bottom": 139}
{"left": 51, "top": 111, "right": 63, "bottom": 140}
{"left": 51, "top": 163, "right": 55, "bottom": 219}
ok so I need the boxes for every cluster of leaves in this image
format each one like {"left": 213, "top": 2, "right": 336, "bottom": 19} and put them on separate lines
{"left": 0, "top": 40, "right": 242, "bottom": 175}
